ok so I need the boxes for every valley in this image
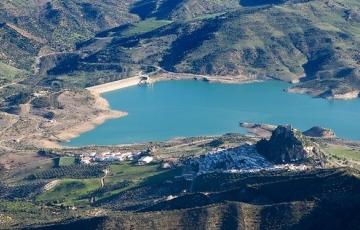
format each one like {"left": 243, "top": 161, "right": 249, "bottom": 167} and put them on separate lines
{"left": 0, "top": 0, "right": 360, "bottom": 229}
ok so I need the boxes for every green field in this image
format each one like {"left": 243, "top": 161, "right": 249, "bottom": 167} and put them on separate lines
{"left": 95, "top": 163, "right": 182, "bottom": 203}
{"left": 106, "top": 162, "right": 181, "bottom": 188}
{"left": 52, "top": 156, "right": 77, "bottom": 168}
{"left": 325, "top": 146, "right": 360, "bottom": 161}
{"left": 58, "top": 157, "right": 77, "bottom": 167}
{"left": 0, "top": 62, "right": 27, "bottom": 84}
{"left": 36, "top": 179, "right": 101, "bottom": 206}
{"left": 107, "top": 162, "right": 160, "bottom": 181}
{"left": 35, "top": 162, "right": 168, "bottom": 206}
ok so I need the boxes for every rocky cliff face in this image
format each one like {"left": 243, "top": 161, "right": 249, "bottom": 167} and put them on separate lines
{"left": 256, "top": 125, "right": 325, "bottom": 165}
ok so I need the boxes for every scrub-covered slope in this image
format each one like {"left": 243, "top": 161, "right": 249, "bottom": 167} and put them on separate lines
{"left": 30, "top": 168, "right": 360, "bottom": 230}
{"left": 1, "top": 0, "right": 360, "bottom": 98}
{"left": 0, "top": 0, "right": 137, "bottom": 72}
{"left": 130, "top": 0, "right": 241, "bottom": 20}
{"left": 45, "top": 0, "right": 360, "bottom": 98}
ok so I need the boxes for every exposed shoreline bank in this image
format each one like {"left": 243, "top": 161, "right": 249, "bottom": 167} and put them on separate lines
{"left": 55, "top": 73, "right": 259, "bottom": 148}
{"left": 54, "top": 91, "right": 127, "bottom": 147}
{"left": 40, "top": 91, "right": 127, "bottom": 149}
{"left": 27, "top": 73, "right": 259, "bottom": 149}
{"left": 287, "top": 87, "right": 360, "bottom": 100}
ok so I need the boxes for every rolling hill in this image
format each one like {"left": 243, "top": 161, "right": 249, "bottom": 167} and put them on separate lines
{"left": 29, "top": 168, "right": 360, "bottom": 229}
{"left": 0, "top": 0, "right": 137, "bottom": 72}
{"left": 34, "top": 0, "right": 360, "bottom": 98}
{"left": 0, "top": 0, "right": 359, "bottom": 98}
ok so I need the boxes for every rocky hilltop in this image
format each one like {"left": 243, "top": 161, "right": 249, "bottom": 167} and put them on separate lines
{"left": 303, "top": 126, "right": 336, "bottom": 138}
{"left": 256, "top": 125, "right": 325, "bottom": 165}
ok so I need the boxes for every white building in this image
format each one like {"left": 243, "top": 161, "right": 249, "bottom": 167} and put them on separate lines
{"left": 81, "top": 156, "right": 92, "bottom": 165}
{"left": 138, "top": 156, "right": 154, "bottom": 165}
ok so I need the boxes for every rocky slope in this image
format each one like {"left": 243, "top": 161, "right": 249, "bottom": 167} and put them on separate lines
{"left": 256, "top": 125, "right": 325, "bottom": 164}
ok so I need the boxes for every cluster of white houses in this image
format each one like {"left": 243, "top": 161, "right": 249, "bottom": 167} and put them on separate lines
{"left": 184, "top": 144, "right": 316, "bottom": 175}
{"left": 80, "top": 151, "right": 154, "bottom": 165}
{"left": 185, "top": 145, "right": 273, "bottom": 174}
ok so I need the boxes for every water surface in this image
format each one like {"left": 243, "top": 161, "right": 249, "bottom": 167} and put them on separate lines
{"left": 68, "top": 80, "right": 360, "bottom": 146}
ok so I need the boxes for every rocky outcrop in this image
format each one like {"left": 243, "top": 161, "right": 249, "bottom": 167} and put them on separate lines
{"left": 256, "top": 125, "right": 325, "bottom": 165}
{"left": 303, "top": 126, "right": 336, "bottom": 138}
{"left": 321, "top": 89, "right": 360, "bottom": 100}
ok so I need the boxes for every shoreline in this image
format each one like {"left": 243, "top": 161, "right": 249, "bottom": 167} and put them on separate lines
{"left": 287, "top": 86, "right": 360, "bottom": 100}
{"left": 54, "top": 72, "right": 258, "bottom": 148}
{"left": 59, "top": 92, "right": 127, "bottom": 140}
{"left": 44, "top": 73, "right": 257, "bottom": 149}
{"left": 54, "top": 72, "right": 358, "bottom": 149}
{"left": 45, "top": 90, "right": 127, "bottom": 149}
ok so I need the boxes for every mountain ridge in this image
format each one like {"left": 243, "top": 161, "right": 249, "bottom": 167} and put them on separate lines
{"left": 32, "top": 0, "right": 360, "bottom": 99}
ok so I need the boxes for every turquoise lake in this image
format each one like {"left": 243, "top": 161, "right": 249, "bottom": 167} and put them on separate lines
{"left": 67, "top": 80, "right": 360, "bottom": 146}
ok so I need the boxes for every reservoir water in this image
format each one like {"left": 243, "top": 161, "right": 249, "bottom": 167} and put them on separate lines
{"left": 67, "top": 80, "right": 360, "bottom": 146}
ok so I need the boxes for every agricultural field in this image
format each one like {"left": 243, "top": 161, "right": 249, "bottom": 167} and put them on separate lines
{"left": 36, "top": 178, "right": 101, "bottom": 206}
{"left": 28, "top": 164, "right": 105, "bottom": 180}
{"left": 57, "top": 156, "right": 77, "bottom": 167}
{"left": 325, "top": 146, "right": 360, "bottom": 161}
{"left": 32, "top": 161, "right": 174, "bottom": 207}
{"left": 0, "top": 197, "right": 88, "bottom": 228}
{"left": 324, "top": 144, "right": 360, "bottom": 169}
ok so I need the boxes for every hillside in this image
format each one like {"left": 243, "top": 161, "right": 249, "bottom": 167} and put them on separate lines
{"left": 1, "top": 2, "right": 360, "bottom": 229}
{"left": 0, "top": 0, "right": 137, "bottom": 72}
{"left": 37, "top": 0, "right": 360, "bottom": 98}
{"left": 130, "top": 0, "right": 241, "bottom": 20}
{"left": 0, "top": 0, "right": 359, "bottom": 98}
{"left": 0, "top": 0, "right": 240, "bottom": 75}
{"left": 1, "top": 125, "right": 360, "bottom": 229}
{"left": 29, "top": 168, "right": 360, "bottom": 229}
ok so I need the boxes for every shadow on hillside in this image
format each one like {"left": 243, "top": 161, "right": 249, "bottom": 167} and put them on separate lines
{"left": 240, "top": 0, "right": 287, "bottom": 7}
{"left": 130, "top": 0, "right": 183, "bottom": 20}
